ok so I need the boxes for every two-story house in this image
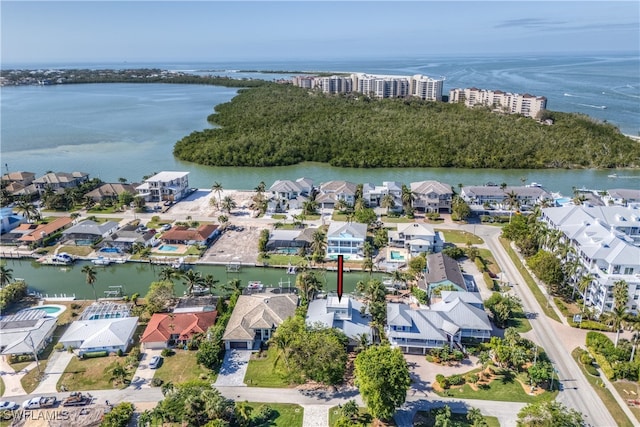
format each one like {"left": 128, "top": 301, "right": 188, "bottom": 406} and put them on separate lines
{"left": 316, "top": 181, "right": 357, "bottom": 210}
{"left": 33, "top": 171, "right": 90, "bottom": 196}
{"left": 362, "top": 181, "right": 403, "bottom": 210}
{"left": 410, "top": 180, "right": 453, "bottom": 213}
{"left": 306, "top": 295, "right": 373, "bottom": 348}
{"left": 388, "top": 223, "right": 442, "bottom": 256}
{"left": 326, "top": 221, "right": 367, "bottom": 260}
{"left": 267, "top": 177, "right": 313, "bottom": 211}
{"left": 136, "top": 171, "right": 190, "bottom": 203}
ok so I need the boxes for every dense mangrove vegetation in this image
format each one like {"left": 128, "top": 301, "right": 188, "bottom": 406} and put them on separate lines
{"left": 174, "top": 83, "right": 639, "bottom": 169}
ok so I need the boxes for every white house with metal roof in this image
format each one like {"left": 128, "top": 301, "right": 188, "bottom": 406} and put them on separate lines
{"left": 0, "top": 310, "right": 57, "bottom": 356}
{"left": 388, "top": 222, "right": 442, "bottom": 256}
{"left": 326, "top": 221, "right": 367, "bottom": 260}
{"left": 541, "top": 205, "right": 640, "bottom": 314}
{"left": 306, "top": 295, "right": 373, "bottom": 347}
{"left": 58, "top": 317, "right": 138, "bottom": 356}
{"left": 136, "top": 171, "right": 190, "bottom": 202}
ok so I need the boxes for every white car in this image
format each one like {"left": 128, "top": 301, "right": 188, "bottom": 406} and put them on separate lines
{"left": 149, "top": 355, "right": 162, "bottom": 369}
{"left": 161, "top": 224, "right": 172, "bottom": 231}
{"left": 0, "top": 401, "right": 18, "bottom": 411}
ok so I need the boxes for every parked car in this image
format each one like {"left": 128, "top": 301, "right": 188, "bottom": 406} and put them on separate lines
{"left": 161, "top": 224, "right": 172, "bottom": 231}
{"left": 149, "top": 355, "right": 162, "bottom": 369}
{"left": 0, "top": 401, "right": 19, "bottom": 411}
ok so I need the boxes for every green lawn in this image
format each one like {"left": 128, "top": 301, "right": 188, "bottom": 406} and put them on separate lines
{"left": 434, "top": 370, "right": 557, "bottom": 403}
{"left": 380, "top": 215, "right": 414, "bottom": 223}
{"left": 571, "top": 348, "right": 635, "bottom": 427}
{"left": 245, "top": 402, "right": 303, "bottom": 427}
{"left": 153, "top": 349, "right": 216, "bottom": 384}
{"left": 0, "top": 375, "right": 5, "bottom": 397}
{"left": 244, "top": 346, "right": 292, "bottom": 388}
{"left": 58, "top": 355, "right": 135, "bottom": 391}
{"left": 21, "top": 360, "right": 48, "bottom": 394}
{"left": 499, "top": 238, "right": 561, "bottom": 322}
{"left": 56, "top": 244, "right": 94, "bottom": 257}
{"left": 271, "top": 214, "right": 287, "bottom": 220}
{"left": 509, "top": 307, "right": 533, "bottom": 333}
{"left": 436, "top": 229, "right": 483, "bottom": 244}
{"left": 612, "top": 381, "right": 640, "bottom": 425}
{"left": 477, "top": 249, "right": 500, "bottom": 276}
{"left": 258, "top": 254, "right": 305, "bottom": 267}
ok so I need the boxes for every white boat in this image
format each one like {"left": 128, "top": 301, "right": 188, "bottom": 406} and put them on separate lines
{"left": 286, "top": 265, "right": 297, "bottom": 275}
{"left": 171, "top": 257, "right": 186, "bottom": 269}
{"left": 92, "top": 257, "right": 112, "bottom": 266}
{"left": 608, "top": 173, "right": 618, "bottom": 178}
{"left": 247, "top": 281, "right": 264, "bottom": 290}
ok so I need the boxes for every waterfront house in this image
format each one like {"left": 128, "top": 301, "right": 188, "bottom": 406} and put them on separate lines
{"left": 58, "top": 316, "right": 138, "bottom": 356}
{"left": 603, "top": 188, "right": 640, "bottom": 207}
{"left": 316, "top": 181, "right": 357, "bottom": 210}
{"left": 85, "top": 182, "right": 139, "bottom": 203}
{"left": 100, "top": 224, "right": 157, "bottom": 251}
{"left": 1, "top": 171, "right": 37, "bottom": 198}
{"left": 422, "top": 252, "right": 467, "bottom": 293}
{"left": 461, "top": 185, "right": 552, "bottom": 210}
{"left": 306, "top": 295, "right": 373, "bottom": 348}
{"left": 136, "top": 171, "right": 190, "bottom": 203}
{"left": 439, "top": 290, "right": 484, "bottom": 310}
{"left": 362, "top": 181, "right": 403, "bottom": 209}
{"left": 159, "top": 224, "right": 219, "bottom": 246}
{"left": 385, "top": 300, "right": 491, "bottom": 354}
{"left": 266, "top": 228, "right": 314, "bottom": 253}
{"left": 140, "top": 311, "right": 217, "bottom": 350}
{"left": 388, "top": 223, "right": 442, "bottom": 256}
{"left": 326, "top": 221, "right": 367, "bottom": 260}
{"left": 0, "top": 309, "right": 57, "bottom": 357}
{"left": 62, "top": 219, "right": 119, "bottom": 246}
{"left": 410, "top": 180, "right": 453, "bottom": 213}
{"left": 267, "top": 177, "right": 314, "bottom": 211}
{"left": 222, "top": 293, "right": 298, "bottom": 350}
{"left": 9, "top": 217, "right": 73, "bottom": 246}
{"left": 33, "top": 171, "right": 90, "bottom": 196}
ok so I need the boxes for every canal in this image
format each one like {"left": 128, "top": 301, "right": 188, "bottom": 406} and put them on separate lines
{"left": 4, "top": 259, "right": 387, "bottom": 300}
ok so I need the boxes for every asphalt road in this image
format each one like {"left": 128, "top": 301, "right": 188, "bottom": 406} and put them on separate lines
{"left": 467, "top": 223, "right": 617, "bottom": 427}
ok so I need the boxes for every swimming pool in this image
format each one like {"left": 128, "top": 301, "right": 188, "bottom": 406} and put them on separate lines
{"left": 390, "top": 251, "right": 405, "bottom": 261}
{"left": 99, "top": 247, "right": 121, "bottom": 253}
{"left": 20, "top": 304, "right": 66, "bottom": 318}
{"left": 555, "top": 197, "right": 572, "bottom": 206}
{"left": 158, "top": 245, "right": 179, "bottom": 252}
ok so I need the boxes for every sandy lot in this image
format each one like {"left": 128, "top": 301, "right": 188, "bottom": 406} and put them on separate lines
{"left": 200, "top": 225, "right": 266, "bottom": 265}
{"left": 167, "top": 189, "right": 257, "bottom": 219}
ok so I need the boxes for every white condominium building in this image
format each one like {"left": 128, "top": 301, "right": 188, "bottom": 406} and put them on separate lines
{"left": 449, "top": 87, "right": 547, "bottom": 118}
{"left": 541, "top": 205, "right": 640, "bottom": 315}
{"left": 411, "top": 75, "right": 444, "bottom": 101}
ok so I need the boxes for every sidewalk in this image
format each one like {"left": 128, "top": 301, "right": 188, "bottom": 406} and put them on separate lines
{"left": 32, "top": 350, "right": 74, "bottom": 394}
{"left": 0, "top": 356, "right": 33, "bottom": 397}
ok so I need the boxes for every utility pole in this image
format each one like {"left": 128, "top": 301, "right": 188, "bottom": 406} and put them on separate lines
{"left": 27, "top": 333, "right": 41, "bottom": 375}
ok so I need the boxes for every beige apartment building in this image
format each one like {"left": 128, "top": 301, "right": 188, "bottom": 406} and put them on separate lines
{"left": 449, "top": 87, "right": 547, "bottom": 118}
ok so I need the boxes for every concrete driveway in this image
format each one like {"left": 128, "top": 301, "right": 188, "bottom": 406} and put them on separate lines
{"left": 128, "top": 349, "right": 163, "bottom": 389}
{"left": 33, "top": 350, "right": 74, "bottom": 394}
{"left": 214, "top": 350, "right": 252, "bottom": 387}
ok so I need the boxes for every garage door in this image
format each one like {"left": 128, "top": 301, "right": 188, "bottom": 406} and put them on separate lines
{"left": 230, "top": 341, "right": 248, "bottom": 349}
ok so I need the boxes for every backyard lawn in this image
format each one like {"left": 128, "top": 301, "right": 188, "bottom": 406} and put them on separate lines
{"left": 244, "top": 346, "right": 292, "bottom": 388}
{"left": 245, "top": 402, "right": 303, "bottom": 427}
{"left": 21, "top": 360, "right": 48, "bottom": 394}
{"left": 153, "top": 349, "right": 216, "bottom": 384}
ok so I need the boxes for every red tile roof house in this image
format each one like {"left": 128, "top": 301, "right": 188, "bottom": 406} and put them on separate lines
{"left": 140, "top": 311, "right": 217, "bottom": 350}
{"left": 159, "top": 224, "right": 219, "bottom": 245}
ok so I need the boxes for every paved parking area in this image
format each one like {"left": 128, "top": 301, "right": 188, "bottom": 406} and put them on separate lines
{"left": 214, "top": 350, "right": 252, "bottom": 387}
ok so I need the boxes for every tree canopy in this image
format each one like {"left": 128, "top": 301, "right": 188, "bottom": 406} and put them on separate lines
{"left": 354, "top": 344, "right": 411, "bottom": 421}
{"left": 174, "top": 83, "right": 639, "bottom": 169}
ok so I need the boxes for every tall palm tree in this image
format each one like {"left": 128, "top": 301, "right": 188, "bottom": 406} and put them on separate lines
{"left": 302, "top": 199, "right": 318, "bottom": 215}
{"left": 181, "top": 269, "right": 206, "bottom": 295}
{"left": 401, "top": 184, "right": 415, "bottom": 214}
{"left": 296, "top": 270, "right": 322, "bottom": 301}
{"left": 204, "top": 274, "right": 219, "bottom": 293}
{"left": 577, "top": 273, "right": 595, "bottom": 312}
{"left": 158, "top": 266, "right": 182, "bottom": 283}
{"left": 211, "top": 182, "right": 223, "bottom": 209}
{"left": 14, "top": 198, "right": 39, "bottom": 223}
{"left": 254, "top": 181, "right": 266, "bottom": 194}
{"left": 224, "top": 278, "right": 243, "bottom": 294}
{"left": 221, "top": 195, "right": 236, "bottom": 214}
{"left": 81, "top": 265, "right": 98, "bottom": 301}
{"left": 505, "top": 190, "right": 519, "bottom": 212}
{"left": 310, "top": 230, "right": 326, "bottom": 259}
{"left": 0, "top": 265, "right": 14, "bottom": 287}
{"left": 380, "top": 193, "right": 396, "bottom": 216}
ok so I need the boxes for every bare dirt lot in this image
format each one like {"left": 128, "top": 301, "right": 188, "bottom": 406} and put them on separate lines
{"left": 200, "top": 225, "right": 266, "bottom": 265}
{"left": 167, "top": 189, "right": 257, "bottom": 219}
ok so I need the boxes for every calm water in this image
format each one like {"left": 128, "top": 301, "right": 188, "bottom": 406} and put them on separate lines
{"left": 2, "top": 53, "right": 639, "bottom": 196}
{"left": 4, "top": 258, "right": 384, "bottom": 300}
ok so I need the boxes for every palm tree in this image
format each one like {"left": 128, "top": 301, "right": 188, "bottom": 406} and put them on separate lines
{"left": 254, "top": 181, "right": 266, "bottom": 194}
{"left": 380, "top": 193, "right": 396, "bottom": 216}
{"left": 81, "top": 265, "right": 98, "bottom": 300}
{"left": 158, "top": 266, "right": 182, "bottom": 283}
{"left": 203, "top": 274, "right": 219, "bottom": 291}
{"left": 181, "top": 269, "right": 206, "bottom": 295}
{"left": 401, "top": 184, "right": 415, "bottom": 211}
{"left": 353, "top": 197, "right": 367, "bottom": 212}
{"left": 0, "top": 265, "right": 13, "bottom": 287}
{"left": 302, "top": 199, "right": 318, "bottom": 215}
{"left": 211, "top": 182, "right": 223, "bottom": 209}
{"left": 296, "top": 270, "right": 322, "bottom": 301}
{"left": 578, "top": 273, "right": 595, "bottom": 313}
{"left": 14, "top": 198, "right": 39, "bottom": 223}
{"left": 334, "top": 198, "right": 350, "bottom": 213}
{"left": 221, "top": 195, "right": 236, "bottom": 214}
{"left": 310, "top": 230, "right": 326, "bottom": 259}
{"left": 467, "top": 407, "right": 486, "bottom": 427}
{"left": 505, "top": 190, "right": 519, "bottom": 212}
{"left": 224, "top": 278, "right": 243, "bottom": 294}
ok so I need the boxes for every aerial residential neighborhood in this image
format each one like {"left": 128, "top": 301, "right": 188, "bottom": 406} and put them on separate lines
{"left": 1, "top": 168, "right": 639, "bottom": 426}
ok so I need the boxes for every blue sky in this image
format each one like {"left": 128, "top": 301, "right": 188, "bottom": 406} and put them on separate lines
{"left": 2, "top": 1, "right": 638, "bottom": 64}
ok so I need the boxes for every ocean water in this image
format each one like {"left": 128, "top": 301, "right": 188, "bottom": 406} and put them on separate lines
{"left": 1, "top": 53, "right": 639, "bottom": 195}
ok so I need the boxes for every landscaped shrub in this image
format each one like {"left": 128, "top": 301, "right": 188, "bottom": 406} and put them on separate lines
{"left": 81, "top": 350, "right": 108, "bottom": 359}
{"left": 251, "top": 404, "right": 275, "bottom": 425}
{"left": 435, "top": 374, "right": 449, "bottom": 389}
{"left": 150, "top": 378, "right": 164, "bottom": 387}
{"left": 447, "top": 374, "right": 465, "bottom": 386}
{"left": 592, "top": 352, "right": 615, "bottom": 380}
{"left": 573, "top": 320, "right": 610, "bottom": 331}
{"left": 466, "top": 373, "right": 479, "bottom": 384}
{"left": 161, "top": 348, "right": 175, "bottom": 357}
{"left": 54, "top": 343, "right": 64, "bottom": 351}
{"left": 116, "top": 349, "right": 124, "bottom": 357}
